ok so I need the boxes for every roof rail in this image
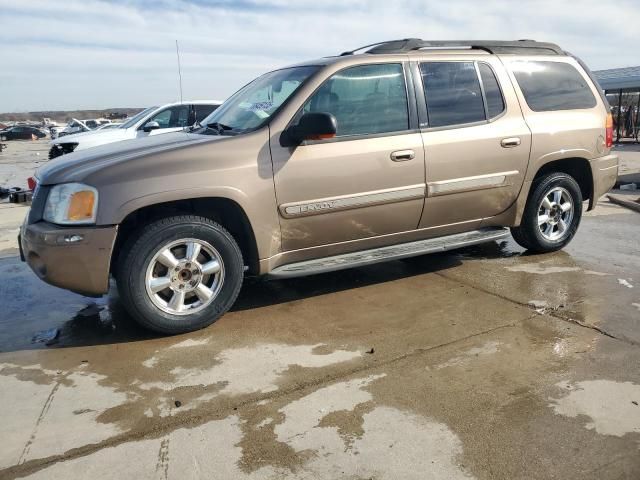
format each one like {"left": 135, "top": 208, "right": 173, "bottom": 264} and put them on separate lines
{"left": 341, "top": 38, "right": 565, "bottom": 56}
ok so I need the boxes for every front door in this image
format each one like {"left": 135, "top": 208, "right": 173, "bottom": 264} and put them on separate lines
{"left": 137, "top": 104, "right": 191, "bottom": 138}
{"left": 414, "top": 58, "right": 531, "bottom": 229}
{"left": 270, "top": 62, "right": 426, "bottom": 252}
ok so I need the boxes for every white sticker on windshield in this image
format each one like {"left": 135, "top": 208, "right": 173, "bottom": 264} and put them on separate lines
{"left": 247, "top": 101, "right": 274, "bottom": 112}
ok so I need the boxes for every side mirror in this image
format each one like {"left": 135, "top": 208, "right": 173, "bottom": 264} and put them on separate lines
{"left": 143, "top": 121, "right": 160, "bottom": 132}
{"left": 282, "top": 112, "right": 337, "bottom": 146}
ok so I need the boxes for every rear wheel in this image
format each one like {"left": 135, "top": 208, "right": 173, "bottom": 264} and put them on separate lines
{"left": 116, "top": 215, "right": 244, "bottom": 334}
{"left": 510, "top": 172, "right": 583, "bottom": 253}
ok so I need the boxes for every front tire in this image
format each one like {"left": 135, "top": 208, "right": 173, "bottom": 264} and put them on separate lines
{"left": 510, "top": 172, "right": 583, "bottom": 253}
{"left": 116, "top": 215, "right": 244, "bottom": 334}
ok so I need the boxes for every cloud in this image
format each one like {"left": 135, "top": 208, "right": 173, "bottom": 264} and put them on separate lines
{"left": 1, "top": 0, "right": 638, "bottom": 111}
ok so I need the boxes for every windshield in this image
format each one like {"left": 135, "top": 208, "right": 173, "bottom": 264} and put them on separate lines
{"left": 119, "top": 107, "right": 157, "bottom": 129}
{"left": 199, "top": 65, "right": 319, "bottom": 134}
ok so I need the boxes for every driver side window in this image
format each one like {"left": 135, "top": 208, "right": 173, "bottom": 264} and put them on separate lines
{"left": 301, "top": 63, "right": 409, "bottom": 137}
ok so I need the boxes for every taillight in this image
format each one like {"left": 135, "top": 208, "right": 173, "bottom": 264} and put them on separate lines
{"left": 605, "top": 113, "right": 613, "bottom": 148}
{"left": 27, "top": 176, "right": 37, "bottom": 191}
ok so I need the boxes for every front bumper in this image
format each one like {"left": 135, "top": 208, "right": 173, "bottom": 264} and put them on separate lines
{"left": 589, "top": 153, "right": 619, "bottom": 210}
{"left": 20, "top": 221, "right": 117, "bottom": 296}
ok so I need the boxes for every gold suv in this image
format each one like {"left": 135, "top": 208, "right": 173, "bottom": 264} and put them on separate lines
{"left": 20, "top": 39, "right": 618, "bottom": 334}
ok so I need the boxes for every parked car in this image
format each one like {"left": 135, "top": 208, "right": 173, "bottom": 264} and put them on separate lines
{"left": 50, "top": 119, "right": 113, "bottom": 139}
{"left": 50, "top": 119, "right": 92, "bottom": 139}
{"left": 21, "top": 39, "right": 617, "bottom": 334}
{"left": 48, "top": 101, "right": 222, "bottom": 159}
{"left": 0, "top": 126, "right": 47, "bottom": 140}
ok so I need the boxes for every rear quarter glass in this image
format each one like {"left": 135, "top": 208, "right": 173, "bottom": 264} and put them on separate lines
{"left": 510, "top": 61, "right": 597, "bottom": 112}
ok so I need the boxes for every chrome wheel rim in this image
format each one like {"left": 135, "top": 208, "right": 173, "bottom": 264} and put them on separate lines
{"left": 145, "top": 238, "right": 225, "bottom": 316}
{"left": 537, "top": 187, "right": 574, "bottom": 241}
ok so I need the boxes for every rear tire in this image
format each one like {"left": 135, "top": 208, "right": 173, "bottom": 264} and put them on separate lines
{"left": 116, "top": 215, "right": 244, "bottom": 334}
{"left": 510, "top": 172, "right": 582, "bottom": 253}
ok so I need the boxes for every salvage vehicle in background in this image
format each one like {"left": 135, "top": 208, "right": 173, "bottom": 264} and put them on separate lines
{"left": 51, "top": 119, "right": 97, "bottom": 139}
{"left": 0, "top": 125, "right": 47, "bottom": 140}
{"left": 21, "top": 39, "right": 617, "bottom": 335}
{"left": 48, "top": 101, "right": 222, "bottom": 159}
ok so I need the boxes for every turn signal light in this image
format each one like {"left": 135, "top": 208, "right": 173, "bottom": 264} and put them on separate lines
{"left": 605, "top": 113, "right": 613, "bottom": 148}
{"left": 308, "top": 133, "right": 336, "bottom": 140}
{"left": 67, "top": 190, "right": 96, "bottom": 221}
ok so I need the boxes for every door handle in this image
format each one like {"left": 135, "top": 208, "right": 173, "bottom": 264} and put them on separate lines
{"left": 500, "top": 137, "right": 521, "bottom": 148}
{"left": 390, "top": 150, "right": 415, "bottom": 161}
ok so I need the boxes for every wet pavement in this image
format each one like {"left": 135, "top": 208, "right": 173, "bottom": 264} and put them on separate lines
{"left": 1, "top": 199, "right": 640, "bottom": 479}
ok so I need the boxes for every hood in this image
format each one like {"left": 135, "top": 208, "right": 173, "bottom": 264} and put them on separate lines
{"left": 37, "top": 131, "right": 224, "bottom": 185}
{"left": 51, "top": 128, "right": 127, "bottom": 145}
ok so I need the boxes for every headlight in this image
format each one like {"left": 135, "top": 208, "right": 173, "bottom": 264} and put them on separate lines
{"left": 43, "top": 183, "right": 98, "bottom": 225}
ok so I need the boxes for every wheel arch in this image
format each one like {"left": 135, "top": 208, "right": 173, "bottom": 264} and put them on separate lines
{"left": 531, "top": 157, "right": 594, "bottom": 208}
{"left": 110, "top": 196, "right": 260, "bottom": 276}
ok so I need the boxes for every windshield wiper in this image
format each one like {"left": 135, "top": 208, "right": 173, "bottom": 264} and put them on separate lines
{"left": 188, "top": 121, "right": 202, "bottom": 133}
{"left": 204, "top": 122, "right": 233, "bottom": 135}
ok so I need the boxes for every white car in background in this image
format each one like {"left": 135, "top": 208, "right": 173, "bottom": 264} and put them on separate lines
{"left": 96, "top": 123, "right": 122, "bottom": 130}
{"left": 48, "top": 100, "right": 222, "bottom": 159}
{"left": 50, "top": 118, "right": 112, "bottom": 139}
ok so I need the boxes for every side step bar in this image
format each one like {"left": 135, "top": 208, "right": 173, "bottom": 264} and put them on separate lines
{"left": 269, "top": 227, "right": 510, "bottom": 279}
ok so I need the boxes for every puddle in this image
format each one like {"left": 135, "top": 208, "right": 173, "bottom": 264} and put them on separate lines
{"left": 552, "top": 339, "right": 570, "bottom": 357}
{"left": 434, "top": 341, "right": 501, "bottom": 370}
{"left": 31, "top": 328, "right": 60, "bottom": 346}
{"left": 506, "top": 264, "right": 582, "bottom": 275}
{"left": 549, "top": 380, "right": 640, "bottom": 437}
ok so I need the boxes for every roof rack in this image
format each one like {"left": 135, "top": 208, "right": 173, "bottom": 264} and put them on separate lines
{"left": 340, "top": 38, "right": 565, "bottom": 56}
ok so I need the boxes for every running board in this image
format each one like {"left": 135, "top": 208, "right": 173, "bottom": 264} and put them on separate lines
{"left": 269, "top": 227, "right": 510, "bottom": 279}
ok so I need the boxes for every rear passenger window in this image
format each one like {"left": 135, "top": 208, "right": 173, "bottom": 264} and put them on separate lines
{"left": 511, "top": 61, "right": 596, "bottom": 111}
{"left": 479, "top": 63, "right": 505, "bottom": 118}
{"left": 420, "top": 62, "right": 485, "bottom": 127}
{"left": 302, "top": 63, "right": 409, "bottom": 137}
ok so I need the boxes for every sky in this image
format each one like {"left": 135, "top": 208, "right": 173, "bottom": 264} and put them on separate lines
{"left": 1, "top": 0, "right": 639, "bottom": 112}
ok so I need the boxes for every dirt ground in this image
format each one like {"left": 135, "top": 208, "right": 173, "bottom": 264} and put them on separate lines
{"left": 0, "top": 140, "right": 640, "bottom": 479}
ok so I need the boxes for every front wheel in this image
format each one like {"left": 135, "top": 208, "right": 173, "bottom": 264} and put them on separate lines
{"left": 116, "top": 215, "right": 244, "bottom": 334}
{"left": 510, "top": 172, "right": 583, "bottom": 253}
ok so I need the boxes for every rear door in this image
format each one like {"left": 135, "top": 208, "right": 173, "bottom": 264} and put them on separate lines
{"left": 270, "top": 62, "right": 426, "bottom": 251}
{"left": 414, "top": 56, "right": 531, "bottom": 229}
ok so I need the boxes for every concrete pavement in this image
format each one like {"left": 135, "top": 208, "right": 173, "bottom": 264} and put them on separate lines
{"left": 1, "top": 197, "right": 639, "bottom": 479}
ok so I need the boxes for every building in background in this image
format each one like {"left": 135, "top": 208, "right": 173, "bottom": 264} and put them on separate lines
{"left": 595, "top": 66, "right": 640, "bottom": 143}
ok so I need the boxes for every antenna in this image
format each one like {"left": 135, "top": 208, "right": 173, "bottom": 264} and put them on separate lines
{"left": 175, "top": 40, "right": 183, "bottom": 104}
